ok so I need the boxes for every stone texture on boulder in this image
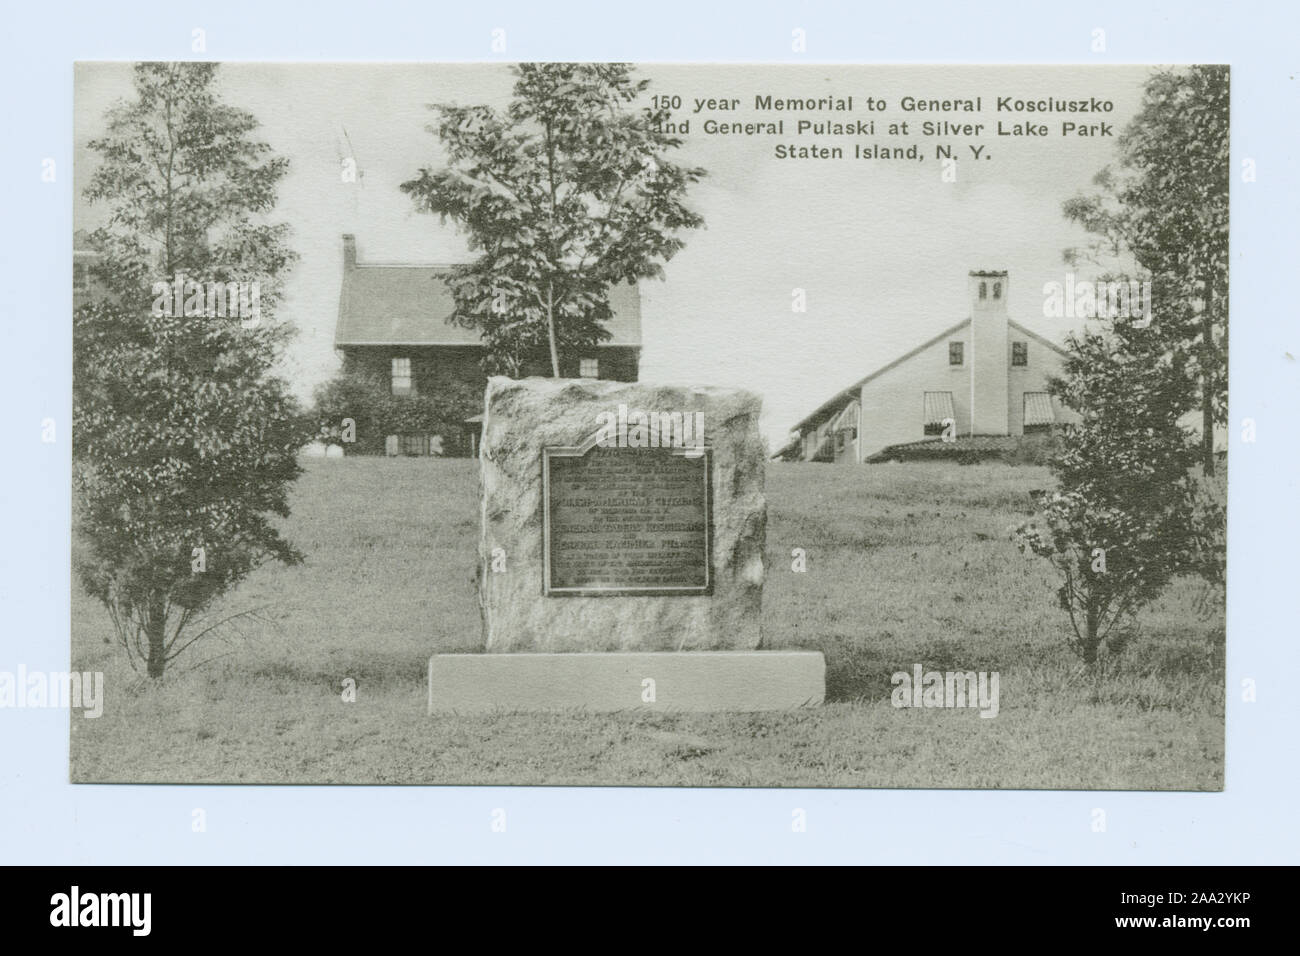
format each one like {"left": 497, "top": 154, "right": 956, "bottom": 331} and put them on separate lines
{"left": 478, "top": 377, "right": 766, "bottom": 652}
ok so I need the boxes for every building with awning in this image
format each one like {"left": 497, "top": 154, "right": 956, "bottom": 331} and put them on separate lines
{"left": 785, "top": 270, "right": 1078, "bottom": 464}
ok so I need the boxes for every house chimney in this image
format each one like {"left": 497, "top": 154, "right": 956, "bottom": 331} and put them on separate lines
{"left": 969, "top": 269, "right": 1007, "bottom": 312}
{"left": 967, "top": 270, "right": 1010, "bottom": 437}
{"left": 342, "top": 234, "right": 357, "bottom": 271}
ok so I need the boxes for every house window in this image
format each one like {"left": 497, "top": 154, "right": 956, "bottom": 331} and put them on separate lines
{"left": 923, "top": 391, "right": 956, "bottom": 437}
{"left": 391, "top": 357, "right": 413, "bottom": 396}
{"left": 1012, "top": 341, "right": 1028, "bottom": 366}
{"left": 978, "top": 281, "right": 987, "bottom": 300}
{"left": 949, "top": 341, "right": 964, "bottom": 366}
{"left": 579, "top": 357, "right": 599, "bottom": 378}
{"left": 992, "top": 281, "right": 1002, "bottom": 300}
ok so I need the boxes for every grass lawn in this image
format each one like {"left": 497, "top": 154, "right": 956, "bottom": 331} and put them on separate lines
{"left": 70, "top": 457, "right": 1224, "bottom": 789}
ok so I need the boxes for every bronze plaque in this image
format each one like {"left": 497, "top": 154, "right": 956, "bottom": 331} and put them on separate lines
{"left": 543, "top": 443, "right": 712, "bottom": 596}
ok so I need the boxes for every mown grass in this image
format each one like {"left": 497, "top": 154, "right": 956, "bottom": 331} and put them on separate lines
{"left": 70, "top": 457, "right": 1224, "bottom": 789}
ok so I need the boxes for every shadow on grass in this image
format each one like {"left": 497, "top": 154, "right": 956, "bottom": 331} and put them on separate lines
{"left": 822, "top": 633, "right": 1014, "bottom": 703}
{"left": 244, "top": 650, "right": 441, "bottom": 690}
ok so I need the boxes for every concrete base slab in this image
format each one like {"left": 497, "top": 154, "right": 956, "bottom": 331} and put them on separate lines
{"left": 428, "top": 651, "right": 825, "bottom": 714}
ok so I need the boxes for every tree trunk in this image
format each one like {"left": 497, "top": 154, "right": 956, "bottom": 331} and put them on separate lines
{"left": 145, "top": 596, "right": 167, "bottom": 679}
{"left": 545, "top": 281, "right": 560, "bottom": 377}
{"left": 1201, "top": 285, "right": 1216, "bottom": 476}
{"left": 1083, "top": 599, "right": 1104, "bottom": 700}
{"left": 1082, "top": 600, "right": 1100, "bottom": 666}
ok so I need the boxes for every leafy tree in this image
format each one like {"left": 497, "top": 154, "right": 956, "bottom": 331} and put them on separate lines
{"left": 74, "top": 62, "right": 307, "bottom": 678}
{"left": 1063, "top": 65, "right": 1229, "bottom": 475}
{"left": 401, "top": 63, "right": 706, "bottom": 376}
{"left": 1016, "top": 330, "right": 1201, "bottom": 670}
{"left": 312, "top": 362, "right": 480, "bottom": 456}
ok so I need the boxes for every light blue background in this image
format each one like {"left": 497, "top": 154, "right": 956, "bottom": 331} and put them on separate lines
{"left": 1, "top": 0, "right": 1293, "bottom": 865}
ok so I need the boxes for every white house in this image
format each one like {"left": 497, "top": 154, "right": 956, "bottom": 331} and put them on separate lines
{"left": 787, "top": 270, "right": 1078, "bottom": 463}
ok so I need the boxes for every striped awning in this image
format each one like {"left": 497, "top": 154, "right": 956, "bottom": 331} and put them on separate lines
{"left": 1024, "top": 392, "right": 1055, "bottom": 426}
{"left": 923, "top": 391, "right": 955, "bottom": 426}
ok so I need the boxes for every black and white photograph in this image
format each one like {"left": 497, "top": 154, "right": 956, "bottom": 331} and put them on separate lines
{"left": 68, "top": 61, "right": 1228, "bottom": 790}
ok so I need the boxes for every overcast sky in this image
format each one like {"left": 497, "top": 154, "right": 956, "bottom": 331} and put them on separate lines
{"left": 74, "top": 62, "right": 1153, "bottom": 446}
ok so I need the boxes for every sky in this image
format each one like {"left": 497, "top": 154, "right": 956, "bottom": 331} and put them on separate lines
{"left": 73, "top": 62, "right": 1153, "bottom": 447}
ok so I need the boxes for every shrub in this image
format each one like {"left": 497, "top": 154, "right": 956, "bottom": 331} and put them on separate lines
{"left": 74, "top": 300, "right": 311, "bottom": 677}
{"left": 1016, "top": 329, "right": 1201, "bottom": 670}
{"left": 312, "top": 365, "right": 480, "bottom": 456}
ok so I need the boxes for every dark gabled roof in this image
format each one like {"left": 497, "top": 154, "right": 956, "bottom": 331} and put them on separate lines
{"left": 788, "top": 316, "right": 1071, "bottom": 434}
{"left": 335, "top": 258, "right": 642, "bottom": 348}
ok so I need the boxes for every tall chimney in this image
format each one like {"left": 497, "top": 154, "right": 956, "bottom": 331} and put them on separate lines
{"left": 967, "top": 270, "right": 1009, "bottom": 437}
{"left": 342, "top": 234, "right": 357, "bottom": 271}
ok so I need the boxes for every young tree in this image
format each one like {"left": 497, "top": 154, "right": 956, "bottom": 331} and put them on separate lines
{"left": 75, "top": 63, "right": 307, "bottom": 678}
{"left": 1015, "top": 330, "right": 1201, "bottom": 670}
{"left": 401, "top": 63, "right": 706, "bottom": 377}
{"left": 1062, "top": 65, "right": 1229, "bottom": 475}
